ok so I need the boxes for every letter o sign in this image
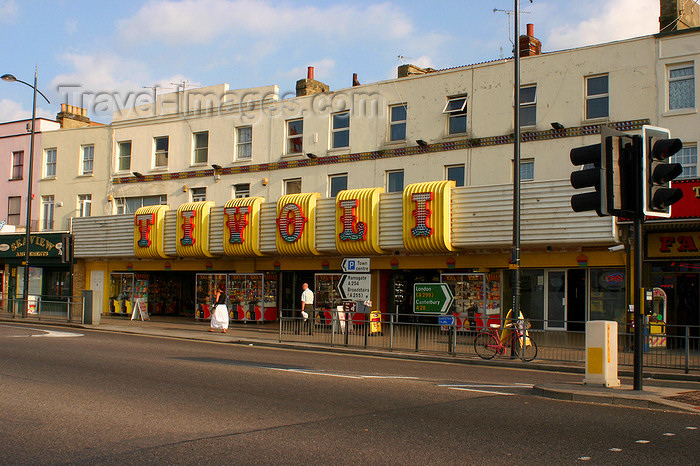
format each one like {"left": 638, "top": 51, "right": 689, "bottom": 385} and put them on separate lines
{"left": 276, "top": 203, "right": 307, "bottom": 243}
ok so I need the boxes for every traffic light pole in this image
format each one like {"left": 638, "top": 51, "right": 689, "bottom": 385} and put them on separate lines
{"left": 633, "top": 215, "right": 643, "bottom": 391}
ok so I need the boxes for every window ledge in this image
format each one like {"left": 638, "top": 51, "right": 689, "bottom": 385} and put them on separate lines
{"left": 40, "top": 176, "right": 57, "bottom": 181}
{"left": 663, "top": 108, "right": 697, "bottom": 117}
{"left": 384, "top": 140, "right": 407, "bottom": 146}
{"left": 582, "top": 117, "right": 610, "bottom": 125}
{"left": 149, "top": 167, "right": 169, "bottom": 173}
{"left": 281, "top": 153, "right": 304, "bottom": 158}
{"left": 77, "top": 174, "right": 94, "bottom": 178}
{"left": 327, "top": 147, "right": 350, "bottom": 154}
{"left": 232, "top": 158, "right": 252, "bottom": 164}
{"left": 9, "top": 178, "right": 23, "bottom": 182}
{"left": 442, "top": 133, "right": 469, "bottom": 141}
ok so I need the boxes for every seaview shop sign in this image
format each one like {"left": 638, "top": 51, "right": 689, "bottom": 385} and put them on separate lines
{"left": 0, "top": 233, "right": 64, "bottom": 258}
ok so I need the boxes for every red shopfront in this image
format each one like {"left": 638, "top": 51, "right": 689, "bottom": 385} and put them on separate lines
{"left": 645, "top": 178, "right": 700, "bottom": 344}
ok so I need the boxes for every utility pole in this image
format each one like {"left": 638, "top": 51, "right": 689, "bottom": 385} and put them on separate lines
{"left": 512, "top": 0, "right": 522, "bottom": 353}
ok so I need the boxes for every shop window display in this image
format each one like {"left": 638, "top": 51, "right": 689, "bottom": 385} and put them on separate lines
{"left": 195, "top": 274, "right": 227, "bottom": 320}
{"left": 228, "top": 273, "right": 278, "bottom": 321}
{"left": 134, "top": 274, "right": 149, "bottom": 303}
{"left": 196, "top": 273, "right": 278, "bottom": 322}
{"left": 109, "top": 273, "right": 134, "bottom": 315}
{"left": 263, "top": 272, "right": 278, "bottom": 320}
{"left": 442, "top": 273, "right": 501, "bottom": 332}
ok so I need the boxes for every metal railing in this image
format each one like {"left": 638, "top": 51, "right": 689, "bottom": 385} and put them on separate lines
{"left": 0, "top": 293, "right": 83, "bottom": 323}
{"left": 279, "top": 310, "right": 700, "bottom": 373}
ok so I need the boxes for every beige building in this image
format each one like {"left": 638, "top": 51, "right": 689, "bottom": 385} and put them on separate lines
{"left": 34, "top": 3, "right": 699, "bottom": 333}
{"left": 39, "top": 107, "right": 110, "bottom": 231}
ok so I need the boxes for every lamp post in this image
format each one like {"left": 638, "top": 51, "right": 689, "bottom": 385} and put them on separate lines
{"left": 2, "top": 68, "right": 51, "bottom": 318}
{"left": 511, "top": 0, "right": 522, "bottom": 351}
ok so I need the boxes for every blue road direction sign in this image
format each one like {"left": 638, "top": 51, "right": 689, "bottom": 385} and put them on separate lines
{"left": 341, "top": 257, "right": 370, "bottom": 273}
{"left": 438, "top": 315, "right": 455, "bottom": 325}
{"left": 413, "top": 283, "right": 454, "bottom": 314}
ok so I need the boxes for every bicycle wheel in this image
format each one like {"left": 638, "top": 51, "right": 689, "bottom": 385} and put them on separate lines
{"left": 474, "top": 331, "right": 499, "bottom": 360}
{"left": 513, "top": 334, "right": 537, "bottom": 361}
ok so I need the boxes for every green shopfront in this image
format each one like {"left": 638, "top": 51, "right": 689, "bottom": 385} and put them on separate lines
{"left": 0, "top": 232, "right": 72, "bottom": 316}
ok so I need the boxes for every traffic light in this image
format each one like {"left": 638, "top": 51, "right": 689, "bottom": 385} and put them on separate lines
{"left": 642, "top": 125, "right": 684, "bottom": 218}
{"left": 570, "top": 142, "right": 606, "bottom": 216}
{"left": 602, "top": 126, "right": 638, "bottom": 217}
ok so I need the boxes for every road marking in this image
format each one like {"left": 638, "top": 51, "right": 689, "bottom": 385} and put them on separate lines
{"left": 3, "top": 327, "right": 83, "bottom": 338}
{"left": 31, "top": 329, "right": 83, "bottom": 338}
{"left": 577, "top": 456, "right": 591, "bottom": 461}
{"left": 446, "top": 387, "right": 515, "bottom": 396}
{"left": 273, "top": 369, "right": 363, "bottom": 379}
{"left": 635, "top": 440, "right": 650, "bottom": 444}
{"left": 663, "top": 433, "right": 675, "bottom": 436}
{"left": 438, "top": 383, "right": 534, "bottom": 388}
{"left": 686, "top": 426, "right": 697, "bottom": 430}
{"left": 609, "top": 448, "right": 622, "bottom": 452}
{"left": 264, "top": 367, "right": 419, "bottom": 380}
{"left": 360, "top": 375, "right": 419, "bottom": 379}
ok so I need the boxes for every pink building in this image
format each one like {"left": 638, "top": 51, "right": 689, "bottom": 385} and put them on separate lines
{"left": 0, "top": 118, "right": 60, "bottom": 231}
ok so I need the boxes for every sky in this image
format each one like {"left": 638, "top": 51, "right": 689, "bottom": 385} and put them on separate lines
{"left": 0, "top": 0, "right": 665, "bottom": 123}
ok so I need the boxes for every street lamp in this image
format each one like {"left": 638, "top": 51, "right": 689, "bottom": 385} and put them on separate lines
{"left": 2, "top": 69, "right": 51, "bottom": 317}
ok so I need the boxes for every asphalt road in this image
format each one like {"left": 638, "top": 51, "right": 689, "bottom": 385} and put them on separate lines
{"left": 1, "top": 323, "right": 698, "bottom": 465}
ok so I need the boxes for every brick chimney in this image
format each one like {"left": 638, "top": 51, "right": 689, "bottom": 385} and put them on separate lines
{"left": 659, "top": 0, "right": 699, "bottom": 32}
{"left": 56, "top": 103, "right": 92, "bottom": 128}
{"left": 296, "top": 66, "right": 329, "bottom": 97}
{"left": 519, "top": 23, "right": 542, "bottom": 57}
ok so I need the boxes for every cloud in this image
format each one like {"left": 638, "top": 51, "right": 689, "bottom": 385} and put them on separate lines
{"left": 411, "top": 56, "right": 434, "bottom": 69}
{"left": 113, "top": 0, "right": 451, "bottom": 93}
{"left": 0, "top": 0, "right": 18, "bottom": 22}
{"left": 0, "top": 99, "right": 52, "bottom": 121}
{"left": 49, "top": 53, "right": 198, "bottom": 121}
{"left": 51, "top": 53, "right": 147, "bottom": 95}
{"left": 540, "top": 0, "right": 659, "bottom": 49}
{"left": 117, "top": 0, "right": 416, "bottom": 45}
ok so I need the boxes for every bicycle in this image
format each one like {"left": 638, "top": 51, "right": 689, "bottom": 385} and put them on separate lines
{"left": 473, "top": 319, "right": 537, "bottom": 361}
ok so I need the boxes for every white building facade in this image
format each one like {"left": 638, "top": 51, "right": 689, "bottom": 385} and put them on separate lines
{"left": 32, "top": 20, "right": 699, "bottom": 333}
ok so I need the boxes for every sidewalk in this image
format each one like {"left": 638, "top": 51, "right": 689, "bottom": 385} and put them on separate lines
{"left": 2, "top": 314, "right": 699, "bottom": 413}
{"left": 534, "top": 383, "right": 700, "bottom": 413}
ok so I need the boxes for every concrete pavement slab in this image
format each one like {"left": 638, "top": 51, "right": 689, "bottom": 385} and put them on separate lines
{"left": 534, "top": 382, "right": 700, "bottom": 413}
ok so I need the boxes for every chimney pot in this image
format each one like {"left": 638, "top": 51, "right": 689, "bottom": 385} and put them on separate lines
{"left": 61, "top": 103, "right": 67, "bottom": 112}
{"left": 519, "top": 23, "right": 542, "bottom": 57}
{"left": 296, "top": 67, "right": 329, "bottom": 97}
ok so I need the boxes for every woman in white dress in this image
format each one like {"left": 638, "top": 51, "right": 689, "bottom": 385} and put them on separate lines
{"left": 209, "top": 283, "right": 229, "bottom": 333}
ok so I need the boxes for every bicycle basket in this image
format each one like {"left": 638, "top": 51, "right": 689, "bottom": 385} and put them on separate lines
{"left": 516, "top": 319, "right": 531, "bottom": 330}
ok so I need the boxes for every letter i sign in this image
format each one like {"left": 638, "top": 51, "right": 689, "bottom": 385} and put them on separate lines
{"left": 411, "top": 192, "right": 433, "bottom": 237}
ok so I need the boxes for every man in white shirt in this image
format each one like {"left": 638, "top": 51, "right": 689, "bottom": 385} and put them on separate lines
{"left": 301, "top": 283, "right": 314, "bottom": 335}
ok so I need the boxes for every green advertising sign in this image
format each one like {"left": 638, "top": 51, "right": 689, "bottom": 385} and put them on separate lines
{"left": 0, "top": 233, "right": 65, "bottom": 258}
{"left": 413, "top": 283, "right": 454, "bottom": 314}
